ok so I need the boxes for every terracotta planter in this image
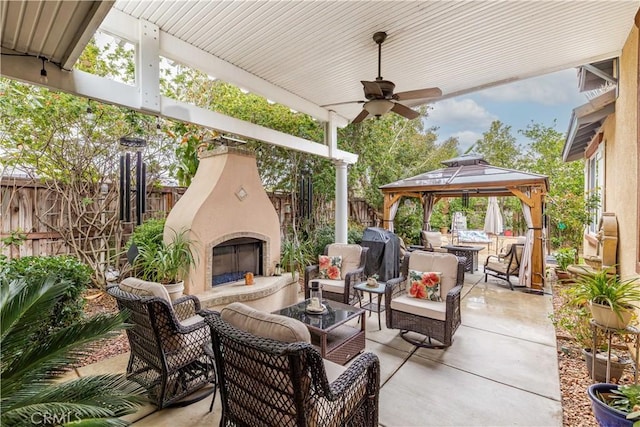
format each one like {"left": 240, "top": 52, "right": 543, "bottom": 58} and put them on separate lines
{"left": 590, "top": 301, "right": 633, "bottom": 329}
{"left": 164, "top": 281, "right": 185, "bottom": 301}
{"left": 555, "top": 270, "right": 574, "bottom": 283}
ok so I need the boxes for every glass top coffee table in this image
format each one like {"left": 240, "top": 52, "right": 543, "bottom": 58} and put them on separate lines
{"left": 274, "top": 299, "right": 365, "bottom": 365}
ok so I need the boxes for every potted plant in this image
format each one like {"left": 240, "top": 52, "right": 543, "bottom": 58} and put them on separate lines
{"left": 588, "top": 383, "right": 640, "bottom": 427}
{"left": 570, "top": 268, "right": 640, "bottom": 329}
{"left": 552, "top": 286, "right": 632, "bottom": 382}
{"left": 553, "top": 247, "right": 576, "bottom": 282}
{"left": 133, "top": 228, "right": 197, "bottom": 300}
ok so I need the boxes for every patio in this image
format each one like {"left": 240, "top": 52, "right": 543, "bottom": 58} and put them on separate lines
{"left": 77, "top": 263, "right": 562, "bottom": 426}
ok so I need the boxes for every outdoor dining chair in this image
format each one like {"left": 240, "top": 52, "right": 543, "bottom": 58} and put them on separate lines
{"left": 483, "top": 243, "right": 524, "bottom": 290}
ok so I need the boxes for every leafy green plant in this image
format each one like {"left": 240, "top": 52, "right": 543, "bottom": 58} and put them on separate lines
{"left": 133, "top": 228, "right": 197, "bottom": 284}
{"left": 569, "top": 268, "right": 640, "bottom": 319}
{"left": 0, "top": 229, "right": 27, "bottom": 248}
{"left": 597, "top": 385, "right": 640, "bottom": 423}
{"left": 554, "top": 247, "right": 577, "bottom": 271}
{"left": 280, "top": 238, "right": 313, "bottom": 276}
{"left": 127, "top": 218, "right": 166, "bottom": 250}
{"left": 0, "top": 275, "right": 146, "bottom": 425}
{"left": 0, "top": 255, "right": 92, "bottom": 335}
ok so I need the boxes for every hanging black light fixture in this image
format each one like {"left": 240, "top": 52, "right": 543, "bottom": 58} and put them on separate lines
{"left": 39, "top": 56, "right": 48, "bottom": 84}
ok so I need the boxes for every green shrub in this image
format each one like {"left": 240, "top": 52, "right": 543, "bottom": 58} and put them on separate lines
{"left": 127, "top": 218, "right": 166, "bottom": 250}
{"left": 308, "top": 223, "right": 364, "bottom": 257}
{"left": 0, "top": 255, "right": 91, "bottom": 333}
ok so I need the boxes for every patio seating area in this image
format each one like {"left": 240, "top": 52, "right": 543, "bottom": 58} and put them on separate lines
{"left": 76, "top": 257, "right": 562, "bottom": 426}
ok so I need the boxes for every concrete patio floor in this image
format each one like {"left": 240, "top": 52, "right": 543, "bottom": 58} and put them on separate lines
{"left": 77, "top": 266, "right": 562, "bottom": 426}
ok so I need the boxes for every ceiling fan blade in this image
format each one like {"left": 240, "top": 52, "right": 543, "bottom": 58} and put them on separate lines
{"left": 391, "top": 102, "right": 420, "bottom": 120}
{"left": 361, "top": 80, "right": 383, "bottom": 97}
{"left": 352, "top": 109, "right": 370, "bottom": 124}
{"left": 394, "top": 87, "right": 442, "bottom": 101}
{"left": 320, "top": 100, "right": 365, "bottom": 107}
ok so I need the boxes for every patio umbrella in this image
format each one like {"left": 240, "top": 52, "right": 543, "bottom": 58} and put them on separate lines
{"left": 484, "top": 197, "right": 503, "bottom": 252}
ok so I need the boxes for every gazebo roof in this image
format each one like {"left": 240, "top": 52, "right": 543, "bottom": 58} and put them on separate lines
{"left": 379, "top": 155, "right": 549, "bottom": 197}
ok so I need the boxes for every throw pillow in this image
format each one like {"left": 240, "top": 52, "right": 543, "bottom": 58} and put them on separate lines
{"left": 407, "top": 269, "right": 442, "bottom": 302}
{"left": 319, "top": 255, "right": 342, "bottom": 279}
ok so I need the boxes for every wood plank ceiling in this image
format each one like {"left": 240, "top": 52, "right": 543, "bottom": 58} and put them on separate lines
{"left": 2, "top": 1, "right": 638, "bottom": 123}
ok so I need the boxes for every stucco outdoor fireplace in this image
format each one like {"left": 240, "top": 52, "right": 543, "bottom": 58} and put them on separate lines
{"left": 164, "top": 146, "right": 281, "bottom": 296}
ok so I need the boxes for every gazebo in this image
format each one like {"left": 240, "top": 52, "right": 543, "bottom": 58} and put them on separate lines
{"left": 380, "top": 155, "right": 549, "bottom": 292}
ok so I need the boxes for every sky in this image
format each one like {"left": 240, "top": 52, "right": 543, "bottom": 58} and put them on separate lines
{"left": 425, "top": 68, "right": 589, "bottom": 153}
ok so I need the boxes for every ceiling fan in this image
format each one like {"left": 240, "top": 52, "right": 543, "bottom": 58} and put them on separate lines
{"left": 323, "top": 31, "right": 442, "bottom": 123}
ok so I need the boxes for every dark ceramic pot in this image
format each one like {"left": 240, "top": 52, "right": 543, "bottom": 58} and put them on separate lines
{"left": 583, "top": 348, "right": 631, "bottom": 382}
{"left": 587, "top": 383, "right": 634, "bottom": 427}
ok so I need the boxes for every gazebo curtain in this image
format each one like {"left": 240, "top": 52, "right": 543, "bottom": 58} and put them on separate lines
{"left": 422, "top": 194, "right": 435, "bottom": 231}
{"left": 388, "top": 199, "right": 400, "bottom": 232}
{"left": 519, "top": 197, "right": 533, "bottom": 288}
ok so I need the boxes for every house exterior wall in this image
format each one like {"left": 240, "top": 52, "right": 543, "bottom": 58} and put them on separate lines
{"left": 588, "top": 25, "right": 639, "bottom": 278}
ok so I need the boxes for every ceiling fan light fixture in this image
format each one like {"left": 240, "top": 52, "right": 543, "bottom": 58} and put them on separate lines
{"left": 364, "top": 99, "right": 394, "bottom": 117}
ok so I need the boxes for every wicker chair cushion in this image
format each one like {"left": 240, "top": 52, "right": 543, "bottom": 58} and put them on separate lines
{"left": 389, "top": 294, "right": 446, "bottom": 321}
{"left": 422, "top": 231, "right": 443, "bottom": 249}
{"left": 119, "top": 277, "right": 171, "bottom": 302}
{"left": 221, "top": 302, "right": 311, "bottom": 343}
{"left": 409, "top": 251, "right": 459, "bottom": 295}
{"left": 312, "top": 278, "right": 345, "bottom": 295}
{"left": 327, "top": 243, "right": 362, "bottom": 279}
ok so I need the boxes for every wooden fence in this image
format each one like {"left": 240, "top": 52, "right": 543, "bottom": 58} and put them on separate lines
{"left": 1, "top": 177, "right": 379, "bottom": 259}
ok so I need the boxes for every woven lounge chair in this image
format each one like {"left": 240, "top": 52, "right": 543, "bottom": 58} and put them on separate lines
{"left": 483, "top": 243, "right": 524, "bottom": 290}
{"left": 385, "top": 251, "right": 464, "bottom": 348}
{"left": 206, "top": 303, "right": 380, "bottom": 426}
{"left": 106, "top": 278, "right": 216, "bottom": 408}
{"left": 304, "top": 243, "right": 368, "bottom": 304}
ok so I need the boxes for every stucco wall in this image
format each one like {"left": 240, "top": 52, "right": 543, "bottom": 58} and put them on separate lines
{"left": 165, "top": 147, "right": 281, "bottom": 294}
{"left": 600, "top": 25, "right": 639, "bottom": 278}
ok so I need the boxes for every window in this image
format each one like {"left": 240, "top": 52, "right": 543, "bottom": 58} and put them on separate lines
{"left": 585, "top": 143, "right": 604, "bottom": 234}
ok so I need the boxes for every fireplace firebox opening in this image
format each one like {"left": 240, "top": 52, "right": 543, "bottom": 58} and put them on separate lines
{"left": 212, "top": 237, "right": 264, "bottom": 286}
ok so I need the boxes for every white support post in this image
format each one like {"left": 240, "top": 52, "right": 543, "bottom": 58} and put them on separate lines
{"left": 335, "top": 160, "right": 348, "bottom": 244}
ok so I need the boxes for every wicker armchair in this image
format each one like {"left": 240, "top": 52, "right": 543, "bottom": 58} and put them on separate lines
{"left": 304, "top": 243, "right": 368, "bottom": 304}
{"left": 206, "top": 308, "right": 380, "bottom": 427}
{"left": 483, "top": 243, "right": 524, "bottom": 290}
{"left": 385, "top": 251, "right": 464, "bottom": 348}
{"left": 106, "top": 278, "right": 216, "bottom": 408}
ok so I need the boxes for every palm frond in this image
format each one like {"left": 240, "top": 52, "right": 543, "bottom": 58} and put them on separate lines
{"left": 2, "top": 312, "right": 128, "bottom": 397}
{"left": 1, "top": 275, "right": 145, "bottom": 426}
{"left": 0, "top": 277, "right": 67, "bottom": 341}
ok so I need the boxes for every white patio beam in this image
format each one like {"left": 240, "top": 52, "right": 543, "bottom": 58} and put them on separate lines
{"left": 60, "top": 1, "right": 116, "bottom": 70}
{"left": 0, "top": 54, "right": 358, "bottom": 163}
{"left": 100, "top": 8, "right": 350, "bottom": 128}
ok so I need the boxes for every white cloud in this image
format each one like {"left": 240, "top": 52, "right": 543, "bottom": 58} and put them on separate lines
{"left": 451, "top": 131, "right": 482, "bottom": 152}
{"left": 427, "top": 98, "right": 497, "bottom": 128}
{"left": 478, "top": 69, "right": 585, "bottom": 106}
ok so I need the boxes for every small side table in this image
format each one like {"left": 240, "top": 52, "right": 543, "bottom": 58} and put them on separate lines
{"left": 590, "top": 319, "right": 640, "bottom": 384}
{"left": 353, "top": 281, "right": 386, "bottom": 330}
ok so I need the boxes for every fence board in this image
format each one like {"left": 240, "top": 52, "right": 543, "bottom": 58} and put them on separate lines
{"left": 1, "top": 178, "right": 378, "bottom": 259}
